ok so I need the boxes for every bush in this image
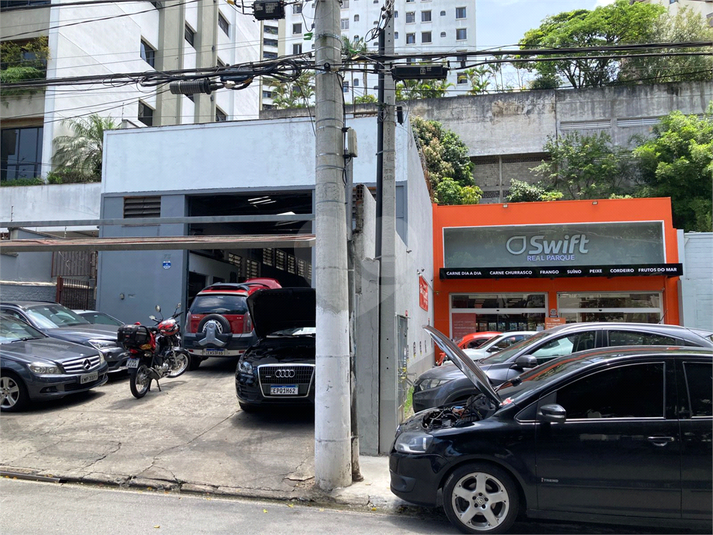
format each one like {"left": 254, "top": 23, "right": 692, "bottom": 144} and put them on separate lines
{"left": 46, "top": 168, "right": 98, "bottom": 184}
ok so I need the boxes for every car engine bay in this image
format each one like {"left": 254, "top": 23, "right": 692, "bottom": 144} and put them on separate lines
{"left": 421, "top": 393, "right": 498, "bottom": 431}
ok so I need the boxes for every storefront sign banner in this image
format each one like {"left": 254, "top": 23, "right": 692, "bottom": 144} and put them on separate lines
{"left": 440, "top": 263, "right": 683, "bottom": 280}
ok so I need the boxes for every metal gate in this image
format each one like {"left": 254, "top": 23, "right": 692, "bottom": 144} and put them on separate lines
{"left": 55, "top": 276, "right": 95, "bottom": 310}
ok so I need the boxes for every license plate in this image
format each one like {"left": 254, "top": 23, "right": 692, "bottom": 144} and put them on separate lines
{"left": 127, "top": 359, "right": 139, "bottom": 369}
{"left": 270, "top": 385, "right": 298, "bottom": 395}
{"left": 80, "top": 371, "right": 98, "bottom": 384}
{"left": 203, "top": 349, "right": 225, "bottom": 356}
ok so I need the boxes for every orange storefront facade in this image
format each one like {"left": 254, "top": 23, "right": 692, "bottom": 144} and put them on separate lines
{"left": 432, "top": 198, "right": 682, "bottom": 340}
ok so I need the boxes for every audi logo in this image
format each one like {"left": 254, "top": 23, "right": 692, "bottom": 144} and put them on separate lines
{"left": 274, "top": 369, "right": 295, "bottom": 379}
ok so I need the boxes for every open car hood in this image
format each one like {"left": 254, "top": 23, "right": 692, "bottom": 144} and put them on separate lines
{"left": 247, "top": 288, "right": 316, "bottom": 339}
{"left": 424, "top": 325, "right": 501, "bottom": 407}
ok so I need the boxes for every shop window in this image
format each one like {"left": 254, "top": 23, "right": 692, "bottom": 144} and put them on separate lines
{"left": 558, "top": 292, "right": 662, "bottom": 324}
{"left": 450, "top": 293, "right": 547, "bottom": 338}
{"left": 1, "top": 125, "right": 43, "bottom": 181}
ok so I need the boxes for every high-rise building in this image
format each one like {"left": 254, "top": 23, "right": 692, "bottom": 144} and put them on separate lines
{"left": 1, "top": 0, "right": 261, "bottom": 182}
{"left": 260, "top": 0, "right": 477, "bottom": 108}
{"left": 632, "top": 0, "right": 713, "bottom": 26}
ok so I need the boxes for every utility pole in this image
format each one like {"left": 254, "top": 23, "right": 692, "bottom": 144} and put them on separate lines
{"left": 313, "top": 0, "right": 352, "bottom": 490}
{"left": 376, "top": 2, "right": 397, "bottom": 453}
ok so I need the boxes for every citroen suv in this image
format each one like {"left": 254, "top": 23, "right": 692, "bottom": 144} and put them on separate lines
{"left": 184, "top": 279, "right": 281, "bottom": 369}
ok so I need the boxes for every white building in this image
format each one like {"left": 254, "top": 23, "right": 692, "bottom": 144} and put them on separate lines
{"left": 633, "top": 0, "right": 713, "bottom": 25}
{"left": 261, "top": 0, "right": 477, "bottom": 107}
{"left": 1, "top": 0, "right": 261, "bottom": 182}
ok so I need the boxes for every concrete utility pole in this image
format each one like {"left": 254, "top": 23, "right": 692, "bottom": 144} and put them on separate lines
{"left": 314, "top": 0, "right": 352, "bottom": 490}
{"left": 376, "top": 3, "right": 397, "bottom": 454}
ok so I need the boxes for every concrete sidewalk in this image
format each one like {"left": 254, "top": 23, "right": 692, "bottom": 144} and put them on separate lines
{"left": 0, "top": 364, "right": 416, "bottom": 515}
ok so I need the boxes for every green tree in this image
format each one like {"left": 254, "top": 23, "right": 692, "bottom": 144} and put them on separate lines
{"left": 633, "top": 108, "right": 713, "bottom": 232}
{"left": 354, "top": 94, "right": 377, "bottom": 104}
{"left": 506, "top": 179, "right": 563, "bottom": 202}
{"left": 532, "top": 132, "right": 635, "bottom": 199}
{"left": 411, "top": 116, "right": 480, "bottom": 205}
{"left": 52, "top": 114, "right": 118, "bottom": 180}
{"left": 395, "top": 78, "right": 453, "bottom": 101}
{"left": 269, "top": 72, "right": 315, "bottom": 109}
{"left": 463, "top": 67, "right": 491, "bottom": 95}
{"left": 342, "top": 36, "right": 369, "bottom": 100}
{"left": 0, "top": 37, "right": 50, "bottom": 98}
{"left": 618, "top": 7, "right": 713, "bottom": 85}
{"left": 518, "top": 0, "right": 663, "bottom": 88}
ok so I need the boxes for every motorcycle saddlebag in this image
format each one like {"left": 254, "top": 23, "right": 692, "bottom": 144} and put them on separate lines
{"left": 117, "top": 324, "right": 152, "bottom": 350}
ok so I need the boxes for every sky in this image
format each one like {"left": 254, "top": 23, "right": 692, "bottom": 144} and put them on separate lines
{"left": 476, "top": 0, "right": 617, "bottom": 50}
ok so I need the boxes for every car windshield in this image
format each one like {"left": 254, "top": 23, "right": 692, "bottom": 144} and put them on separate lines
{"left": 26, "top": 304, "right": 91, "bottom": 328}
{"left": 271, "top": 327, "right": 316, "bottom": 336}
{"left": 80, "top": 312, "right": 124, "bottom": 326}
{"left": 190, "top": 294, "right": 248, "bottom": 315}
{"left": 480, "top": 330, "right": 551, "bottom": 364}
{"left": 0, "top": 316, "right": 45, "bottom": 343}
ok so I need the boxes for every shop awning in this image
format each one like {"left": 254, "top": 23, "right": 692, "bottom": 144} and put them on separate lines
{"left": 0, "top": 234, "right": 315, "bottom": 253}
{"left": 440, "top": 264, "right": 683, "bottom": 280}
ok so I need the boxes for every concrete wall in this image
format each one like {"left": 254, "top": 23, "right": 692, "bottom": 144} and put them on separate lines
{"left": 0, "top": 229, "right": 55, "bottom": 302}
{"left": 680, "top": 232, "right": 713, "bottom": 331}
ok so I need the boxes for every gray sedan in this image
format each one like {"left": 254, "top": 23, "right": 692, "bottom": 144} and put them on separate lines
{"left": 0, "top": 315, "right": 108, "bottom": 412}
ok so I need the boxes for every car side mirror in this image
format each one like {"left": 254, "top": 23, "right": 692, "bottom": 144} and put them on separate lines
{"left": 149, "top": 315, "right": 157, "bottom": 321}
{"left": 539, "top": 404, "right": 567, "bottom": 424}
{"left": 513, "top": 355, "right": 538, "bottom": 370}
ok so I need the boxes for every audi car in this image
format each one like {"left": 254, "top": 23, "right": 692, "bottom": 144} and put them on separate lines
{"left": 235, "top": 288, "right": 315, "bottom": 412}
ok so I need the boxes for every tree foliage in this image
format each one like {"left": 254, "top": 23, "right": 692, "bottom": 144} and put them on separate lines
{"left": 0, "top": 37, "right": 49, "bottom": 97}
{"left": 52, "top": 114, "right": 118, "bottom": 179}
{"left": 507, "top": 179, "right": 563, "bottom": 203}
{"left": 269, "top": 72, "right": 315, "bottom": 109}
{"left": 518, "top": 0, "right": 663, "bottom": 88}
{"left": 411, "top": 116, "right": 480, "bottom": 205}
{"left": 396, "top": 78, "right": 453, "bottom": 101}
{"left": 633, "top": 108, "right": 713, "bottom": 232}
{"left": 618, "top": 7, "right": 713, "bottom": 85}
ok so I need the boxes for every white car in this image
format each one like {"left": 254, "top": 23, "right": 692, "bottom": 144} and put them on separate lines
{"left": 463, "top": 331, "right": 536, "bottom": 361}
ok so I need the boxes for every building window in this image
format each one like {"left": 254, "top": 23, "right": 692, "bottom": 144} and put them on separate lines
{"left": 262, "top": 90, "right": 272, "bottom": 98}
{"left": 218, "top": 12, "right": 230, "bottom": 36}
{"left": 354, "top": 79, "right": 359, "bottom": 86}
{"left": 440, "top": 31, "right": 446, "bottom": 37}
{"left": 215, "top": 107, "right": 227, "bottom": 122}
{"left": 421, "top": 31, "right": 431, "bottom": 43}
{"left": 343, "top": 81, "right": 349, "bottom": 93}
{"left": 264, "top": 25, "right": 278, "bottom": 35}
{"left": 293, "top": 23, "right": 302, "bottom": 35}
{"left": 264, "top": 38, "right": 278, "bottom": 47}
{"left": 394, "top": 31, "right": 399, "bottom": 39}
{"left": 0, "top": 126, "right": 43, "bottom": 181}
{"left": 138, "top": 101, "right": 154, "bottom": 127}
{"left": 217, "top": 57, "right": 226, "bottom": 68}
{"left": 456, "top": 28, "right": 467, "bottom": 40}
{"left": 293, "top": 3, "right": 302, "bottom": 14}
{"left": 406, "top": 33, "right": 415, "bottom": 44}
{"left": 184, "top": 24, "right": 195, "bottom": 46}
{"left": 293, "top": 43, "right": 302, "bottom": 55}
{"left": 341, "top": 18, "right": 349, "bottom": 30}
{"left": 457, "top": 73, "right": 467, "bottom": 84}
{"left": 394, "top": 11, "right": 398, "bottom": 18}
{"left": 456, "top": 6, "right": 467, "bottom": 19}
{"left": 354, "top": 14, "right": 359, "bottom": 22}
{"left": 440, "top": 10, "right": 446, "bottom": 16}
{"left": 405, "top": 11, "right": 415, "bottom": 23}
{"left": 421, "top": 10, "right": 431, "bottom": 22}
{"left": 342, "top": 0, "right": 349, "bottom": 7}
{"left": 263, "top": 51, "right": 278, "bottom": 59}
{"left": 140, "top": 39, "right": 156, "bottom": 67}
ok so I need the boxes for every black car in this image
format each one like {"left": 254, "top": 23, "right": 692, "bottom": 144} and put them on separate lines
{"left": 0, "top": 301, "right": 127, "bottom": 373}
{"left": 235, "top": 288, "right": 315, "bottom": 412}
{"left": 0, "top": 314, "right": 109, "bottom": 412}
{"left": 412, "top": 321, "right": 713, "bottom": 412}
{"left": 391, "top": 326, "right": 712, "bottom": 534}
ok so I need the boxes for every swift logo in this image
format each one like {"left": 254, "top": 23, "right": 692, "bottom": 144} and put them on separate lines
{"left": 506, "top": 234, "right": 590, "bottom": 255}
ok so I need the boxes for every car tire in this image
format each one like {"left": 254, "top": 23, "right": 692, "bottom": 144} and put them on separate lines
{"left": 188, "top": 355, "right": 202, "bottom": 371}
{"left": 197, "top": 314, "right": 232, "bottom": 334}
{"left": 443, "top": 463, "right": 519, "bottom": 534}
{"left": 0, "top": 371, "right": 29, "bottom": 412}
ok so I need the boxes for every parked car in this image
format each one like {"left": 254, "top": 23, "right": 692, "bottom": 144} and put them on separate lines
{"left": 391, "top": 325, "right": 712, "bottom": 534}
{"left": 463, "top": 331, "right": 536, "bottom": 361}
{"left": 0, "top": 314, "right": 109, "bottom": 412}
{"left": 73, "top": 310, "right": 124, "bottom": 327}
{"left": 0, "top": 301, "right": 127, "bottom": 373}
{"left": 436, "top": 331, "right": 501, "bottom": 366}
{"left": 235, "top": 287, "right": 315, "bottom": 412}
{"left": 184, "top": 279, "right": 282, "bottom": 369}
{"left": 412, "top": 322, "right": 713, "bottom": 412}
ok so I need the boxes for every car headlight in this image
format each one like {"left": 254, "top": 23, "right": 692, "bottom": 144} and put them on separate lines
{"left": 29, "top": 362, "right": 61, "bottom": 374}
{"left": 98, "top": 353, "right": 106, "bottom": 365}
{"left": 88, "top": 339, "right": 117, "bottom": 352}
{"left": 417, "top": 378, "right": 450, "bottom": 391}
{"left": 238, "top": 360, "right": 253, "bottom": 374}
{"left": 394, "top": 431, "right": 433, "bottom": 454}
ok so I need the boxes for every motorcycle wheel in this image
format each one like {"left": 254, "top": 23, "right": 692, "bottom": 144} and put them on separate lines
{"left": 167, "top": 350, "right": 190, "bottom": 378}
{"left": 129, "top": 365, "right": 151, "bottom": 399}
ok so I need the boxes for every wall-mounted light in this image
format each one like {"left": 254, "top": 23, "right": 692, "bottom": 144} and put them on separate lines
{"left": 592, "top": 201, "right": 598, "bottom": 205}
{"left": 503, "top": 204, "right": 508, "bottom": 208}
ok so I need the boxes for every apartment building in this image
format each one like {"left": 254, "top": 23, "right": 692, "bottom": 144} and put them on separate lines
{"left": 1, "top": 0, "right": 261, "bottom": 182}
{"left": 261, "top": 0, "right": 477, "bottom": 107}
{"left": 632, "top": 0, "right": 713, "bottom": 25}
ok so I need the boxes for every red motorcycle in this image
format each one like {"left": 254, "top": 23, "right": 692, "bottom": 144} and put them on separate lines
{"left": 118, "top": 304, "right": 190, "bottom": 399}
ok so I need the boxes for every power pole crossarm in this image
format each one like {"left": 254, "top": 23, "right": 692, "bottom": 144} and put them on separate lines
{"left": 314, "top": 0, "right": 352, "bottom": 491}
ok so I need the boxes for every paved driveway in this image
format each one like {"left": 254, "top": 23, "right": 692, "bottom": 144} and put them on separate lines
{"left": 0, "top": 359, "right": 317, "bottom": 499}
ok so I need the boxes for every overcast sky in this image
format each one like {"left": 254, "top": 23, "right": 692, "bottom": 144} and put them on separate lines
{"left": 476, "top": 0, "right": 617, "bottom": 49}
